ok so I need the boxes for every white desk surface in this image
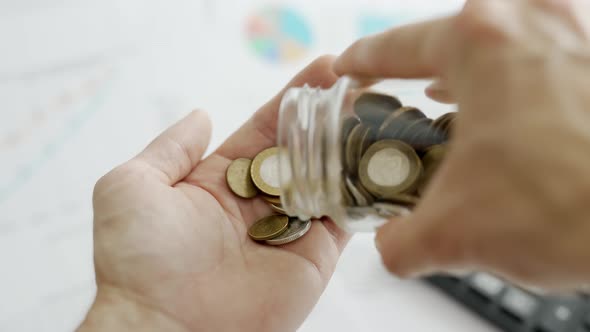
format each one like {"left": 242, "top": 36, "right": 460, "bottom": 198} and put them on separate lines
{"left": 0, "top": 1, "right": 499, "bottom": 331}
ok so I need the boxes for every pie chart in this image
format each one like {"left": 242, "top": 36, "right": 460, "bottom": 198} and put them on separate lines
{"left": 246, "top": 6, "right": 313, "bottom": 64}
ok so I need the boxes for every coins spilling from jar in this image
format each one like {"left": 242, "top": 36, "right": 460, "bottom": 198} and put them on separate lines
{"left": 342, "top": 92, "right": 454, "bottom": 218}
{"left": 226, "top": 147, "right": 312, "bottom": 245}
{"left": 226, "top": 92, "right": 455, "bottom": 243}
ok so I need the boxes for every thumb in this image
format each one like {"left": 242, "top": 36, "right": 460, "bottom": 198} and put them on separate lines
{"left": 134, "top": 109, "right": 212, "bottom": 185}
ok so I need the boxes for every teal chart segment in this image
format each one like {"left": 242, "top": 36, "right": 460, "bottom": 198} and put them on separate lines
{"left": 246, "top": 6, "right": 313, "bottom": 64}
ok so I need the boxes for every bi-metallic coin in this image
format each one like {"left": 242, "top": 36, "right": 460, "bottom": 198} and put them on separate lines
{"left": 358, "top": 140, "right": 423, "bottom": 199}
{"left": 251, "top": 147, "right": 282, "bottom": 197}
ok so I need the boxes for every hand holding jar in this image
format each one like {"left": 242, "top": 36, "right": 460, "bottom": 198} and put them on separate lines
{"left": 335, "top": 0, "right": 590, "bottom": 290}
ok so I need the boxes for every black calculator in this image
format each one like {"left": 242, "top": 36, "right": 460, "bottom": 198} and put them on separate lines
{"left": 426, "top": 274, "right": 590, "bottom": 332}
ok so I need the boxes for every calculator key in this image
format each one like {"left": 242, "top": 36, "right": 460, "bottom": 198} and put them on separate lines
{"left": 501, "top": 287, "right": 540, "bottom": 321}
{"left": 469, "top": 273, "right": 504, "bottom": 298}
{"left": 537, "top": 298, "right": 583, "bottom": 332}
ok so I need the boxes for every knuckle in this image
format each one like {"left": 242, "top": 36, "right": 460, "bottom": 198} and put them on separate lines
{"left": 456, "top": 0, "right": 512, "bottom": 44}
{"left": 92, "top": 163, "right": 136, "bottom": 201}
{"left": 310, "top": 54, "right": 337, "bottom": 70}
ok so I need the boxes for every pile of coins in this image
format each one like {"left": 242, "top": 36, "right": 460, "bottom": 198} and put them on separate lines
{"left": 226, "top": 147, "right": 312, "bottom": 245}
{"left": 226, "top": 91, "right": 456, "bottom": 243}
{"left": 341, "top": 92, "right": 455, "bottom": 217}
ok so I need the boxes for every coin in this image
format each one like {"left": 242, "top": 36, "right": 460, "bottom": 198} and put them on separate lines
{"left": 384, "top": 193, "right": 419, "bottom": 207}
{"left": 261, "top": 194, "right": 282, "bottom": 205}
{"left": 417, "top": 144, "right": 447, "bottom": 195}
{"left": 345, "top": 177, "right": 374, "bottom": 206}
{"left": 378, "top": 107, "right": 426, "bottom": 140}
{"left": 415, "top": 119, "right": 446, "bottom": 148}
{"left": 443, "top": 113, "right": 457, "bottom": 137}
{"left": 340, "top": 116, "right": 361, "bottom": 171}
{"left": 354, "top": 178, "right": 375, "bottom": 204}
{"left": 432, "top": 112, "right": 456, "bottom": 139}
{"left": 265, "top": 218, "right": 312, "bottom": 245}
{"left": 373, "top": 202, "right": 412, "bottom": 218}
{"left": 397, "top": 117, "right": 432, "bottom": 147}
{"left": 358, "top": 140, "right": 423, "bottom": 199}
{"left": 248, "top": 215, "right": 289, "bottom": 241}
{"left": 340, "top": 179, "right": 355, "bottom": 206}
{"left": 354, "top": 92, "right": 402, "bottom": 128}
{"left": 251, "top": 147, "right": 282, "bottom": 196}
{"left": 269, "top": 203, "right": 287, "bottom": 215}
{"left": 226, "top": 158, "right": 258, "bottom": 199}
{"left": 344, "top": 123, "right": 364, "bottom": 174}
{"left": 358, "top": 125, "right": 377, "bottom": 161}
{"left": 422, "top": 145, "right": 447, "bottom": 171}
{"left": 341, "top": 115, "right": 360, "bottom": 143}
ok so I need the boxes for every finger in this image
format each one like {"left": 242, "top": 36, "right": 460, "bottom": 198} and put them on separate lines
{"left": 425, "top": 80, "right": 456, "bottom": 104}
{"left": 214, "top": 55, "right": 340, "bottom": 159}
{"left": 375, "top": 219, "right": 437, "bottom": 278}
{"left": 134, "top": 110, "right": 212, "bottom": 185}
{"left": 333, "top": 17, "right": 453, "bottom": 79}
{"left": 375, "top": 216, "right": 469, "bottom": 278}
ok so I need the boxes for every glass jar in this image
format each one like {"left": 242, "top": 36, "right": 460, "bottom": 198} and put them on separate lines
{"left": 277, "top": 77, "right": 455, "bottom": 232}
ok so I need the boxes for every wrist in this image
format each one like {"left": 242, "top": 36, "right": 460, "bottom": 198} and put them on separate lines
{"left": 77, "top": 286, "right": 189, "bottom": 332}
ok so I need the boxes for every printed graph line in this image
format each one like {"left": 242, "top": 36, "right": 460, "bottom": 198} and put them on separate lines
{"left": 0, "top": 78, "right": 114, "bottom": 207}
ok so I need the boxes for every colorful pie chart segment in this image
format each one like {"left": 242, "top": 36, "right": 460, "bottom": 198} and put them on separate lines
{"left": 246, "top": 7, "right": 313, "bottom": 63}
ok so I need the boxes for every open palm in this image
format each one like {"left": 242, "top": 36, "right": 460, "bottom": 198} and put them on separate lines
{"left": 87, "top": 57, "right": 349, "bottom": 332}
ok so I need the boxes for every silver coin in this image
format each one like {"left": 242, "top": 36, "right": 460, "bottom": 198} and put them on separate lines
{"left": 373, "top": 202, "right": 411, "bottom": 218}
{"left": 265, "top": 218, "right": 312, "bottom": 245}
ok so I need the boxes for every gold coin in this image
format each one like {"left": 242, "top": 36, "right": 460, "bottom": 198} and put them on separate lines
{"left": 345, "top": 177, "right": 374, "bottom": 206}
{"left": 422, "top": 145, "right": 447, "bottom": 171}
{"left": 340, "top": 116, "right": 361, "bottom": 172}
{"left": 417, "top": 145, "right": 447, "bottom": 195}
{"left": 354, "top": 178, "right": 375, "bottom": 205}
{"left": 354, "top": 92, "right": 402, "bottom": 128}
{"left": 378, "top": 107, "right": 426, "bottom": 141}
{"left": 358, "top": 140, "right": 423, "bottom": 199}
{"left": 344, "top": 123, "right": 364, "bottom": 175}
{"left": 373, "top": 202, "right": 412, "bottom": 218}
{"left": 432, "top": 112, "right": 456, "bottom": 139}
{"left": 251, "top": 147, "right": 282, "bottom": 196}
{"left": 269, "top": 203, "right": 287, "bottom": 215}
{"left": 340, "top": 179, "right": 355, "bottom": 206}
{"left": 345, "top": 124, "right": 376, "bottom": 176}
{"left": 226, "top": 158, "right": 258, "bottom": 198}
{"left": 341, "top": 116, "right": 361, "bottom": 142}
{"left": 443, "top": 114, "right": 457, "bottom": 138}
{"left": 248, "top": 215, "right": 289, "bottom": 241}
{"left": 262, "top": 194, "right": 282, "bottom": 205}
{"left": 358, "top": 125, "right": 377, "bottom": 161}
{"left": 384, "top": 193, "right": 419, "bottom": 206}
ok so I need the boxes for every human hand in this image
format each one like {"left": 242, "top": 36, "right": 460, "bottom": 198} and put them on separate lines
{"left": 78, "top": 56, "right": 349, "bottom": 332}
{"left": 335, "top": 0, "right": 590, "bottom": 290}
